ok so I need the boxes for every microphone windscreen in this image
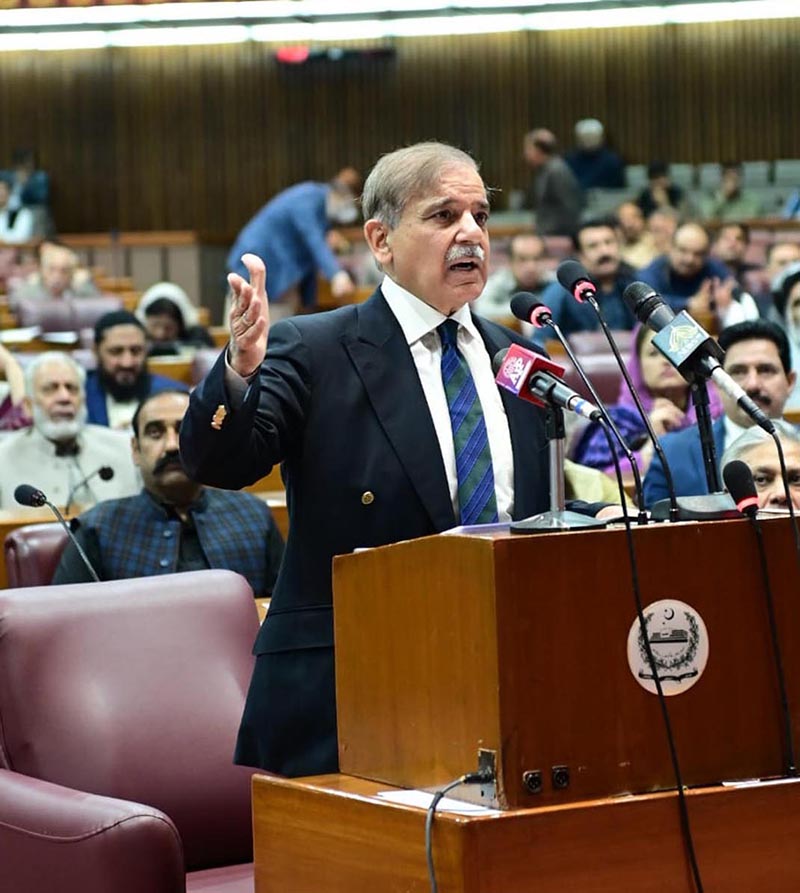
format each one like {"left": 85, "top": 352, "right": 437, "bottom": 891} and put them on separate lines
{"left": 492, "top": 348, "right": 509, "bottom": 374}
{"left": 623, "top": 281, "right": 657, "bottom": 314}
{"left": 556, "top": 259, "right": 591, "bottom": 293}
{"left": 723, "top": 460, "right": 759, "bottom": 517}
{"left": 98, "top": 466, "right": 114, "bottom": 481}
{"left": 510, "top": 292, "right": 539, "bottom": 322}
{"left": 15, "top": 483, "right": 47, "bottom": 508}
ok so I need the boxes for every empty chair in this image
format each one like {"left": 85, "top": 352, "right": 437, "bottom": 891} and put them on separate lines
{"left": 14, "top": 295, "right": 123, "bottom": 332}
{"left": 562, "top": 352, "right": 626, "bottom": 405}
{"left": 0, "top": 569, "right": 259, "bottom": 892}
{"left": 774, "top": 159, "right": 800, "bottom": 186}
{"left": 624, "top": 164, "right": 648, "bottom": 190}
{"left": 567, "top": 330, "right": 632, "bottom": 357}
{"left": 669, "top": 163, "right": 696, "bottom": 190}
{"left": 697, "top": 163, "right": 722, "bottom": 191}
{"left": 4, "top": 522, "right": 68, "bottom": 587}
{"left": 742, "top": 161, "right": 772, "bottom": 187}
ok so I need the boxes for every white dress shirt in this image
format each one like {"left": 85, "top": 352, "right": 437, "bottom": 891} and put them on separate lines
{"left": 380, "top": 276, "right": 515, "bottom": 522}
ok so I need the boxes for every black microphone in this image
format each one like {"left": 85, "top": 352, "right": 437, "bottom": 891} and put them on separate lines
{"left": 722, "top": 459, "right": 798, "bottom": 778}
{"left": 64, "top": 465, "right": 115, "bottom": 515}
{"left": 722, "top": 460, "right": 760, "bottom": 518}
{"left": 492, "top": 345, "right": 603, "bottom": 422}
{"left": 556, "top": 259, "right": 597, "bottom": 303}
{"left": 623, "top": 281, "right": 775, "bottom": 434}
{"left": 15, "top": 483, "right": 101, "bottom": 583}
{"left": 511, "top": 292, "right": 648, "bottom": 523}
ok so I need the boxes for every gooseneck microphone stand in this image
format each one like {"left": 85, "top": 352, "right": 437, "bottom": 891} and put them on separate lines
{"left": 511, "top": 405, "right": 608, "bottom": 534}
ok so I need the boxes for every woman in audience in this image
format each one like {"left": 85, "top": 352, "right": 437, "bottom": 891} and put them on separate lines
{"left": 136, "top": 282, "right": 213, "bottom": 356}
{"left": 0, "top": 344, "right": 31, "bottom": 430}
{"left": 571, "top": 325, "right": 724, "bottom": 477}
{"left": 775, "top": 261, "right": 800, "bottom": 409}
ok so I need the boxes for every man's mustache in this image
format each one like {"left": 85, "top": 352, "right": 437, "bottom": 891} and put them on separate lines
{"left": 154, "top": 451, "right": 185, "bottom": 474}
{"left": 445, "top": 244, "right": 485, "bottom": 263}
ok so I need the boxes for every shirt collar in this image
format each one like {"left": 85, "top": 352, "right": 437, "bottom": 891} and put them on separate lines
{"left": 380, "top": 274, "right": 479, "bottom": 346}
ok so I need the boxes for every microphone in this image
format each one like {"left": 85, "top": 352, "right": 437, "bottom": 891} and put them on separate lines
{"left": 623, "top": 281, "right": 775, "bottom": 435}
{"left": 557, "top": 259, "right": 597, "bottom": 303}
{"left": 15, "top": 483, "right": 101, "bottom": 583}
{"left": 722, "top": 460, "right": 760, "bottom": 518}
{"left": 64, "top": 465, "right": 115, "bottom": 515}
{"left": 721, "top": 459, "right": 798, "bottom": 778}
{"left": 511, "top": 292, "right": 647, "bottom": 523}
{"left": 493, "top": 343, "right": 603, "bottom": 422}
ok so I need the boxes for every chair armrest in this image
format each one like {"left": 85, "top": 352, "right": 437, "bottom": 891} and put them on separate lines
{"left": 0, "top": 769, "right": 185, "bottom": 893}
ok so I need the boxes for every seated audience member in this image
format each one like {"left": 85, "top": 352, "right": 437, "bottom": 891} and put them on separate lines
{"left": 0, "top": 179, "right": 34, "bottom": 244}
{"left": 522, "top": 128, "right": 583, "bottom": 236}
{"left": 636, "top": 162, "right": 687, "bottom": 218}
{"left": 472, "top": 233, "right": 552, "bottom": 319}
{"left": 536, "top": 218, "right": 636, "bottom": 343}
{"left": 564, "top": 457, "right": 633, "bottom": 507}
{"left": 758, "top": 243, "right": 800, "bottom": 321}
{"left": 711, "top": 222, "right": 761, "bottom": 287}
{"left": 87, "top": 310, "right": 189, "bottom": 430}
{"left": 721, "top": 423, "right": 800, "bottom": 511}
{"left": 10, "top": 240, "right": 99, "bottom": 302}
{"left": 1, "top": 147, "right": 49, "bottom": 211}
{"left": 638, "top": 222, "right": 758, "bottom": 326}
{"left": 699, "top": 162, "right": 764, "bottom": 221}
{"left": 616, "top": 201, "right": 659, "bottom": 269}
{"left": 0, "top": 343, "right": 31, "bottom": 431}
{"left": 0, "top": 352, "right": 139, "bottom": 510}
{"left": 564, "top": 118, "right": 625, "bottom": 191}
{"left": 53, "top": 390, "right": 284, "bottom": 593}
{"left": 772, "top": 261, "right": 800, "bottom": 409}
{"left": 571, "top": 326, "right": 723, "bottom": 476}
{"left": 136, "top": 281, "right": 214, "bottom": 356}
{"left": 643, "top": 320, "right": 795, "bottom": 507}
{"left": 646, "top": 206, "right": 680, "bottom": 257}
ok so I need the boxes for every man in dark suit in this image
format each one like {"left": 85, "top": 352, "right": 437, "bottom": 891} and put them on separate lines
{"left": 180, "top": 141, "right": 613, "bottom": 777}
{"left": 642, "top": 320, "right": 796, "bottom": 507}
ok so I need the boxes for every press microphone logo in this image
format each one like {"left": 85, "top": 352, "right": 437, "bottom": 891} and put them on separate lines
{"left": 502, "top": 355, "right": 528, "bottom": 390}
{"left": 667, "top": 323, "right": 704, "bottom": 358}
{"left": 495, "top": 343, "right": 535, "bottom": 396}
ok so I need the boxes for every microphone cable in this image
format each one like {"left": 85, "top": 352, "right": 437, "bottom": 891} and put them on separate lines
{"left": 425, "top": 765, "right": 495, "bottom": 893}
{"left": 769, "top": 432, "right": 800, "bottom": 581}
{"left": 555, "top": 265, "right": 682, "bottom": 522}
{"left": 596, "top": 421, "right": 705, "bottom": 893}
{"left": 723, "top": 460, "right": 797, "bottom": 777}
{"left": 515, "top": 295, "right": 646, "bottom": 524}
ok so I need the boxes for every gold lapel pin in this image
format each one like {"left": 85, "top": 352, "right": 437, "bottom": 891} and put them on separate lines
{"left": 211, "top": 404, "right": 227, "bottom": 430}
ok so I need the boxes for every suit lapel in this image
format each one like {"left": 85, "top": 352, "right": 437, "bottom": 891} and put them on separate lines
{"left": 343, "top": 292, "right": 456, "bottom": 531}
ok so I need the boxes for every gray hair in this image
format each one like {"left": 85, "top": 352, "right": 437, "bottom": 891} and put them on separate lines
{"left": 721, "top": 420, "right": 800, "bottom": 470}
{"left": 24, "top": 351, "right": 87, "bottom": 397}
{"left": 361, "top": 141, "right": 482, "bottom": 229}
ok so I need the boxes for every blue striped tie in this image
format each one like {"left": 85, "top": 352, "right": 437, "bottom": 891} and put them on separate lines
{"left": 438, "top": 319, "right": 499, "bottom": 525}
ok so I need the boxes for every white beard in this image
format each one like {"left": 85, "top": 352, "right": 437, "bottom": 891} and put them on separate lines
{"left": 34, "top": 403, "right": 88, "bottom": 443}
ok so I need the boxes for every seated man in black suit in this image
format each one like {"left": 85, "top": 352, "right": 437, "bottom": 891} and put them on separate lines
{"left": 180, "top": 140, "right": 616, "bottom": 778}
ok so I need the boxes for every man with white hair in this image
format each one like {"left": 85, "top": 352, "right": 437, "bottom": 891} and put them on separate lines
{"left": 0, "top": 352, "right": 139, "bottom": 510}
{"left": 721, "top": 422, "right": 800, "bottom": 510}
{"left": 565, "top": 118, "right": 625, "bottom": 191}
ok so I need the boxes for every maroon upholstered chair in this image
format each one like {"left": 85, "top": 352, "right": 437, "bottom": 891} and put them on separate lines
{"left": 0, "top": 570, "right": 259, "bottom": 893}
{"left": 567, "top": 330, "right": 631, "bottom": 357}
{"left": 4, "top": 522, "right": 69, "bottom": 587}
{"left": 14, "top": 295, "right": 123, "bottom": 332}
{"left": 561, "top": 352, "right": 628, "bottom": 405}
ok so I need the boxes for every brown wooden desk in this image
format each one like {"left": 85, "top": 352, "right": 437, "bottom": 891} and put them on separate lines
{"left": 253, "top": 772, "right": 800, "bottom": 892}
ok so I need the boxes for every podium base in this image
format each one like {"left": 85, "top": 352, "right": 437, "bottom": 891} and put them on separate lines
{"left": 510, "top": 510, "right": 607, "bottom": 534}
{"left": 651, "top": 492, "right": 740, "bottom": 522}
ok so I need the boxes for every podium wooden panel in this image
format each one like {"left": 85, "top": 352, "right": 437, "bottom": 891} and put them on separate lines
{"left": 253, "top": 772, "right": 800, "bottom": 892}
{"left": 333, "top": 518, "right": 800, "bottom": 809}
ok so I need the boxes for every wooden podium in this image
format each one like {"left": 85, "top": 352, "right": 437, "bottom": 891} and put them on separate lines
{"left": 253, "top": 518, "right": 800, "bottom": 891}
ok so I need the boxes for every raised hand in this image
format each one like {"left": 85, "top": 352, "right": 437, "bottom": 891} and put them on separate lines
{"left": 228, "top": 253, "right": 270, "bottom": 378}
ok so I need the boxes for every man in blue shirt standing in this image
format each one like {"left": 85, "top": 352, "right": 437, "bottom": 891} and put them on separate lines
{"left": 226, "top": 169, "right": 360, "bottom": 314}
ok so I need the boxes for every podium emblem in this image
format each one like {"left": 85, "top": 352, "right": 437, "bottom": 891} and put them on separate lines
{"left": 627, "top": 600, "right": 709, "bottom": 696}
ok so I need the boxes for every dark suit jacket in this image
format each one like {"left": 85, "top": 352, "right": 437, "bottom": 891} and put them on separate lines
{"left": 180, "top": 289, "right": 585, "bottom": 776}
{"left": 642, "top": 417, "right": 727, "bottom": 508}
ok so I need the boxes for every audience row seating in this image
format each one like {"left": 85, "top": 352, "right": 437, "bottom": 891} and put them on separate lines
{"left": 0, "top": 570, "right": 258, "bottom": 892}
